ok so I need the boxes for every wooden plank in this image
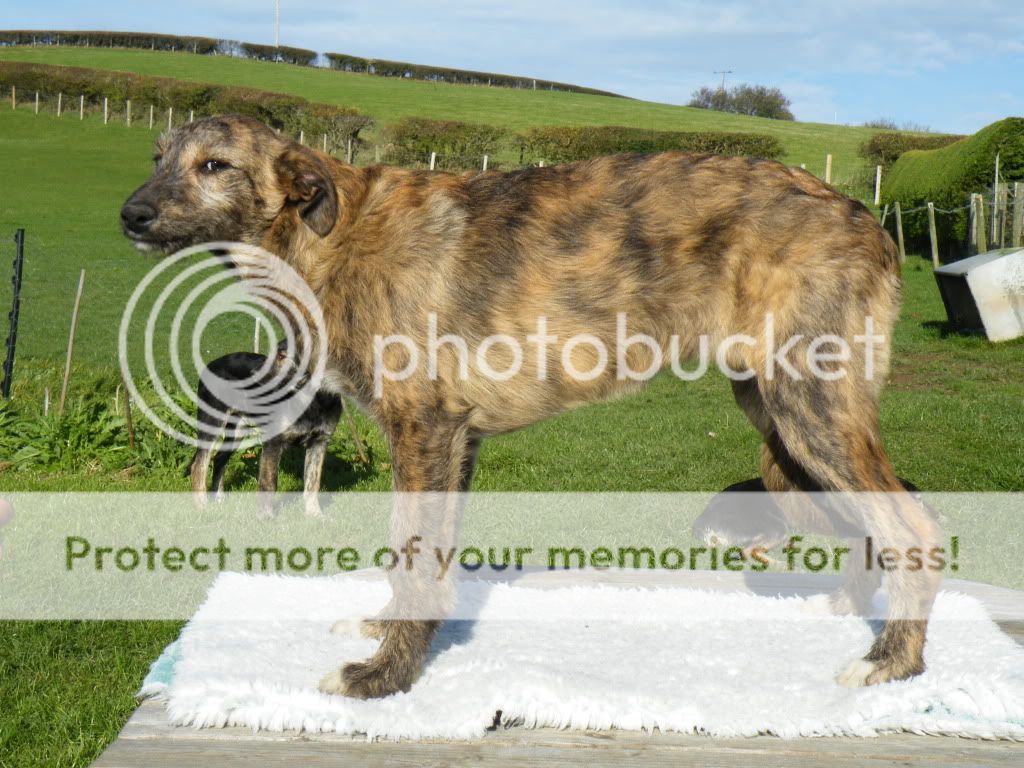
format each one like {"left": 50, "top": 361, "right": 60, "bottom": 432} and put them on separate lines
{"left": 93, "top": 701, "right": 1024, "bottom": 768}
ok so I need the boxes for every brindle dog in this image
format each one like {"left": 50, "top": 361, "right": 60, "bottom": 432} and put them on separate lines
{"left": 122, "top": 115, "right": 941, "bottom": 699}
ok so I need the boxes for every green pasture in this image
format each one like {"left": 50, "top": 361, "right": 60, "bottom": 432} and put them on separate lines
{"left": 0, "top": 87, "right": 1022, "bottom": 768}
{"left": 0, "top": 46, "right": 888, "bottom": 181}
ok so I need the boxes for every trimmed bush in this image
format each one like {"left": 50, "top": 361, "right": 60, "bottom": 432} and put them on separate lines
{"left": 882, "top": 118, "right": 1024, "bottom": 257}
{"left": 0, "top": 61, "right": 372, "bottom": 141}
{"left": 514, "top": 125, "right": 784, "bottom": 164}
{"left": 860, "top": 132, "right": 964, "bottom": 169}
{"left": 385, "top": 117, "right": 508, "bottom": 170}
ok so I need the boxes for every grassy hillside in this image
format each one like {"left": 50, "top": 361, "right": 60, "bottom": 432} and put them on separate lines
{"left": 0, "top": 46, "right": 882, "bottom": 181}
{"left": 0, "top": 107, "right": 1022, "bottom": 495}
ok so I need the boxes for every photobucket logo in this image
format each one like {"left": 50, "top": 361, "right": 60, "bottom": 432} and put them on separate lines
{"left": 118, "top": 242, "right": 327, "bottom": 449}
{"left": 373, "top": 313, "right": 884, "bottom": 397}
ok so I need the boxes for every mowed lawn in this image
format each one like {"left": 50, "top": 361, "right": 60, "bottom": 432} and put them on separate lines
{"left": 0, "top": 46, "right": 888, "bottom": 179}
{"left": 0, "top": 104, "right": 1023, "bottom": 768}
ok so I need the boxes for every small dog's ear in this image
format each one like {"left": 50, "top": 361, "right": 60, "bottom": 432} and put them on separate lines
{"left": 274, "top": 148, "right": 338, "bottom": 237}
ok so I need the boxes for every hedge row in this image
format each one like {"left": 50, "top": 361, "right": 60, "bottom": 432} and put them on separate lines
{"left": 0, "top": 30, "right": 317, "bottom": 66}
{"left": 860, "top": 131, "right": 964, "bottom": 169}
{"left": 384, "top": 118, "right": 508, "bottom": 169}
{"left": 0, "top": 29, "right": 617, "bottom": 95}
{"left": 882, "top": 118, "right": 1024, "bottom": 256}
{"left": 323, "top": 52, "right": 622, "bottom": 97}
{"left": 514, "top": 125, "right": 785, "bottom": 164}
{"left": 0, "top": 62, "right": 373, "bottom": 148}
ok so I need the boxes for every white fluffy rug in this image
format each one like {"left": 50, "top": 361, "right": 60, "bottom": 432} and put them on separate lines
{"left": 140, "top": 572, "right": 1024, "bottom": 740}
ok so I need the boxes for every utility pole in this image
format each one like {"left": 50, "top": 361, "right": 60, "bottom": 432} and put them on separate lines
{"left": 713, "top": 70, "right": 733, "bottom": 91}
{"left": 274, "top": 0, "right": 280, "bottom": 48}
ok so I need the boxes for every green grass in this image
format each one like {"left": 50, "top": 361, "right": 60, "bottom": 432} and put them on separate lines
{"left": 0, "top": 46, "right": 886, "bottom": 180}
{"left": 0, "top": 95, "right": 1022, "bottom": 768}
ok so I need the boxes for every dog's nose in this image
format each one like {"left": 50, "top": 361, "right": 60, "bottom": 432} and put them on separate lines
{"left": 121, "top": 201, "right": 158, "bottom": 235}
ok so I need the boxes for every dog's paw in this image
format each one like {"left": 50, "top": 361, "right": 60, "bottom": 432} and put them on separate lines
{"left": 329, "top": 618, "right": 387, "bottom": 639}
{"left": 318, "top": 658, "right": 410, "bottom": 699}
{"left": 337, "top": 658, "right": 410, "bottom": 699}
{"left": 329, "top": 618, "right": 363, "bottom": 638}
{"left": 318, "top": 667, "right": 347, "bottom": 695}
{"left": 836, "top": 657, "right": 922, "bottom": 687}
{"left": 836, "top": 658, "right": 877, "bottom": 687}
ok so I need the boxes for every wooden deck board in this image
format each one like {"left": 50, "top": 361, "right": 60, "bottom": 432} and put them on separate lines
{"left": 91, "top": 573, "right": 1024, "bottom": 767}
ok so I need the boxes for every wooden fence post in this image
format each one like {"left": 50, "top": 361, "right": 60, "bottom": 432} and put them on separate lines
{"left": 482, "top": 154, "right": 489, "bottom": 171}
{"left": 299, "top": 130, "right": 305, "bottom": 145}
{"left": 824, "top": 154, "right": 833, "bottom": 184}
{"left": 126, "top": 99, "right": 132, "bottom": 127}
{"left": 34, "top": 91, "right": 39, "bottom": 114}
{"left": 167, "top": 106, "right": 173, "bottom": 130}
{"left": 148, "top": 104, "right": 154, "bottom": 129}
{"left": 59, "top": 270, "right": 86, "bottom": 416}
{"left": 322, "top": 133, "right": 327, "bottom": 152}
{"left": 894, "top": 201, "right": 906, "bottom": 264}
{"left": 992, "top": 153, "right": 1000, "bottom": 239}
{"left": 1012, "top": 182, "right": 1023, "bottom": 248}
{"left": 189, "top": 110, "right": 194, "bottom": 123}
{"left": 927, "top": 203, "right": 939, "bottom": 268}
{"left": 429, "top": 151, "right": 436, "bottom": 170}
{"left": 873, "top": 165, "right": 882, "bottom": 206}
{"left": 79, "top": 94, "right": 84, "bottom": 120}
{"left": 972, "top": 194, "right": 987, "bottom": 254}
{"left": 347, "top": 138, "right": 353, "bottom": 164}
{"left": 880, "top": 202, "right": 889, "bottom": 228}
{"left": 56, "top": 92, "right": 62, "bottom": 117}
{"left": 120, "top": 370, "right": 136, "bottom": 450}
{"left": 995, "top": 183, "right": 1008, "bottom": 248}
{"left": 103, "top": 97, "right": 108, "bottom": 124}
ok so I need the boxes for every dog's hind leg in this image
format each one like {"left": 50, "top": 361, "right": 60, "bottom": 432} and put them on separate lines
{"left": 754, "top": 356, "right": 940, "bottom": 687}
{"left": 210, "top": 420, "right": 240, "bottom": 504}
{"left": 189, "top": 448, "right": 212, "bottom": 508}
{"left": 257, "top": 437, "right": 285, "bottom": 516}
{"left": 302, "top": 437, "right": 328, "bottom": 517}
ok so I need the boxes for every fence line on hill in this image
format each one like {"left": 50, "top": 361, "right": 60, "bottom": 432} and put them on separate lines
{"left": 17, "top": 86, "right": 1016, "bottom": 253}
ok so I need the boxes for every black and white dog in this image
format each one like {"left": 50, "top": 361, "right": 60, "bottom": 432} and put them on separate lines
{"left": 188, "top": 344, "right": 342, "bottom": 516}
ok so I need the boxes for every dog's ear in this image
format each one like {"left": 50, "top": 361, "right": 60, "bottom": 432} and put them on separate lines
{"left": 274, "top": 148, "right": 338, "bottom": 237}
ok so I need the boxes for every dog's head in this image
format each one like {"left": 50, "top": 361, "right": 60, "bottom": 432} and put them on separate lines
{"left": 120, "top": 115, "right": 338, "bottom": 254}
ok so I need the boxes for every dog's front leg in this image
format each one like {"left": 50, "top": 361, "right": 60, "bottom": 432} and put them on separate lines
{"left": 320, "top": 417, "right": 476, "bottom": 699}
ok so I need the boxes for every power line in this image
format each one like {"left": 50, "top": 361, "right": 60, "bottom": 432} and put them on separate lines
{"left": 713, "top": 70, "right": 733, "bottom": 91}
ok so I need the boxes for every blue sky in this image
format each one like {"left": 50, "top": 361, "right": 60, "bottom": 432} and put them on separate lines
{"left": 6, "top": 1, "right": 1023, "bottom": 133}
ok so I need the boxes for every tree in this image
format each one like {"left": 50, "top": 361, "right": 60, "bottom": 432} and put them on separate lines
{"left": 688, "top": 83, "right": 794, "bottom": 121}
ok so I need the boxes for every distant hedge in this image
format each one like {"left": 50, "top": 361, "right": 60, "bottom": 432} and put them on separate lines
{"left": 324, "top": 52, "right": 623, "bottom": 97}
{"left": 882, "top": 118, "right": 1024, "bottom": 256}
{"left": 384, "top": 117, "right": 508, "bottom": 170}
{"left": 0, "top": 29, "right": 620, "bottom": 95}
{"left": 0, "top": 30, "right": 221, "bottom": 54}
{"left": 0, "top": 61, "right": 373, "bottom": 148}
{"left": 0, "top": 30, "right": 318, "bottom": 66}
{"left": 514, "top": 125, "right": 785, "bottom": 164}
{"left": 860, "top": 131, "right": 964, "bottom": 169}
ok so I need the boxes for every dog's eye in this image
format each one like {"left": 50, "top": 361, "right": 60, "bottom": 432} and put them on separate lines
{"left": 199, "top": 159, "right": 230, "bottom": 174}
